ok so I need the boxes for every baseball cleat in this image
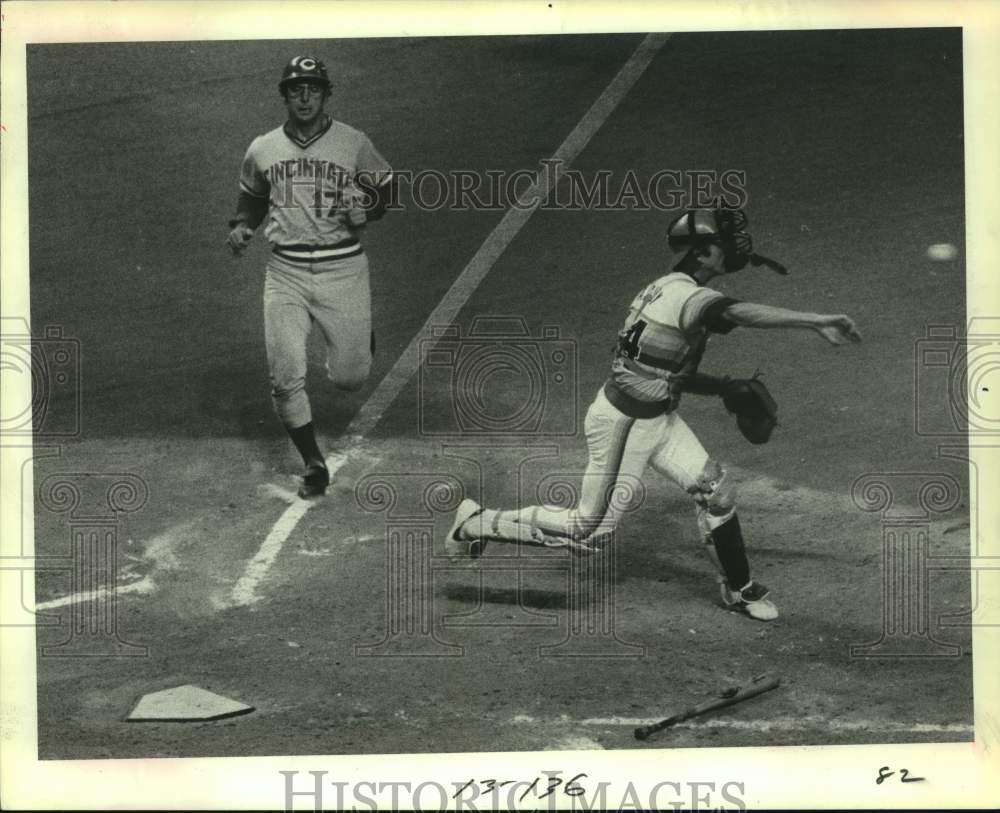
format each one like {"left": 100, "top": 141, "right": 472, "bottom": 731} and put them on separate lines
{"left": 721, "top": 579, "right": 779, "bottom": 622}
{"left": 445, "top": 498, "right": 489, "bottom": 559}
{"left": 297, "top": 462, "right": 330, "bottom": 499}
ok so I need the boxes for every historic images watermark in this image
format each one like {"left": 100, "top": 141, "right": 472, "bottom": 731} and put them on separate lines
{"left": 917, "top": 320, "right": 1000, "bottom": 634}
{"left": 354, "top": 315, "right": 643, "bottom": 658}
{"left": 850, "top": 318, "right": 1000, "bottom": 658}
{"left": 913, "top": 318, "right": 1000, "bottom": 438}
{"left": 353, "top": 463, "right": 645, "bottom": 659}
{"left": 381, "top": 164, "right": 748, "bottom": 213}
{"left": 280, "top": 770, "right": 748, "bottom": 811}
{"left": 33, "top": 472, "right": 150, "bottom": 657}
{"left": 850, "top": 471, "right": 965, "bottom": 658}
{"left": 272, "top": 161, "right": 748, "bottom": 213}
{"left": 0, "top": 317, "right": 147, "bottom": 655}
{"left": 0, "top": 316, "right": 81, "bottom": 439}
{"left": 419, "top": 317, "right": 578, "bottom": 437}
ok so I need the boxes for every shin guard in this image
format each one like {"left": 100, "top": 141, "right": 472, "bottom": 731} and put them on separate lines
{"left": 708, "top": 513, "right": 750, "bottom": 590}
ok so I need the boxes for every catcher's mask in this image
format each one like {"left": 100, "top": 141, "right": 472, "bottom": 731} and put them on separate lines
{"left": 667, "top": 208, "right": 788, "bottom": 275}
{"left": 279, "top": 55, "right": 331, "bottom": 94}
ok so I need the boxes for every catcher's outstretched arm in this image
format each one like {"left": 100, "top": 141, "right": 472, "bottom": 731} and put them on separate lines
{"left": 723, "top": 302, "right": 862, "bottom": 345}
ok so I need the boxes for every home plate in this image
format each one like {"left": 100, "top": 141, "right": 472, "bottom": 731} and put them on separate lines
{"left": 126, "top": 685, "right": 254, "bottom": 722}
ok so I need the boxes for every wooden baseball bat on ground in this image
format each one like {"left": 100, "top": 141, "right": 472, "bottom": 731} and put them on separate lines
{"left": 634, "top": 672, "right": 781, "bottom": 741}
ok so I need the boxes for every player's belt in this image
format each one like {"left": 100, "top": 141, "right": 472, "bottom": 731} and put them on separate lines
{"left": 273, "top": 238, "right": 363, "bottom": 263}
{"left": 603, "top": 379, "right": 673, "bottom": 419}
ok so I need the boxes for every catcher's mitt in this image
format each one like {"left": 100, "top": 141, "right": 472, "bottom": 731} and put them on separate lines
{"left": 721, "top": 374, "right": 778, "bottom": 445}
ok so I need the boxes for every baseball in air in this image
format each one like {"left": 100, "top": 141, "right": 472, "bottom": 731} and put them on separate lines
{"left": 926, "top": 243, "right": 958, "bottom": 262}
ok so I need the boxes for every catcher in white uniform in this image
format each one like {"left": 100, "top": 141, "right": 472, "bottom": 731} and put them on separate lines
{"left": 446, "top": 208, "right": 862, "bottom": 621}
{"left": 227, "top": 56, "right": 393, "bottom": 498}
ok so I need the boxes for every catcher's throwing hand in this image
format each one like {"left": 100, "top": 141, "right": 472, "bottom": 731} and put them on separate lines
{"left": 226, "top": 224, "right": 255, "bottom": 256}
{"left": 814, "top": 314, "right": 862, "bottom": 345}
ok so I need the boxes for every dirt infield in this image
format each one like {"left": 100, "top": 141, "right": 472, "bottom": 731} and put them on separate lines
{"left": 28, "top": 30, "right": 972, "bottom": 759}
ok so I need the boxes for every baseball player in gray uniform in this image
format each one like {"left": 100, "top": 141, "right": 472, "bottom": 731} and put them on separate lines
{"left": 446, "top": 208, "right": 862, "bottom": 621}
{"left": 227, "top": 56, "right": 393, "bottom": 498}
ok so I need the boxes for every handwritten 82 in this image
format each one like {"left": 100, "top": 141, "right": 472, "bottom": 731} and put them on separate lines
{"left": 876, "top": 766, "right": 925, "bottom": 785}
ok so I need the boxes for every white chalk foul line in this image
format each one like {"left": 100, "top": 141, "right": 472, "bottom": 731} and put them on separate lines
{"left": 34, "top": 576, "right": 156, "bottom": 612}
{"left": 32, "top": 521, "right": 191, "bottom": 611}
{"left": 229, "top": 497, "right": 315, "bottom": 607}
{"left": 228, "top": 451, "right": 350, "bottom": 607}
{"left": 347, "top": 32, "right": 671, "bottom": 439}
{"left": 227, "top": 35, "right": 670, "bottom": 607}
{"left": 510, "top": 714, "right": 973, "bottom": 735}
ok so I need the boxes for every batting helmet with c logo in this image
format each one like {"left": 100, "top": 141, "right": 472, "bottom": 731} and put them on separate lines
{"left": 279, "top": 55, "right": 331, "bottom": 92}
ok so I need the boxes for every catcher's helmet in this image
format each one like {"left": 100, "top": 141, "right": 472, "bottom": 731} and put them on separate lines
{"left": 667, "top": 208, "right": 753, "bottom": 273}
{"left": 279, "top": 56, "right": 331, "bottom": 92}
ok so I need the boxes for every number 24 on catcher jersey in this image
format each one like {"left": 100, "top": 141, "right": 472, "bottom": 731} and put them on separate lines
{"left": 610, "top": 273, "right": 731, "bottom": 403}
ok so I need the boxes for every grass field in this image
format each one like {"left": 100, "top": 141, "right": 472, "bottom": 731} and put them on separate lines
{"left": 26, "top": 29, "right": 973, "bottom": 758}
